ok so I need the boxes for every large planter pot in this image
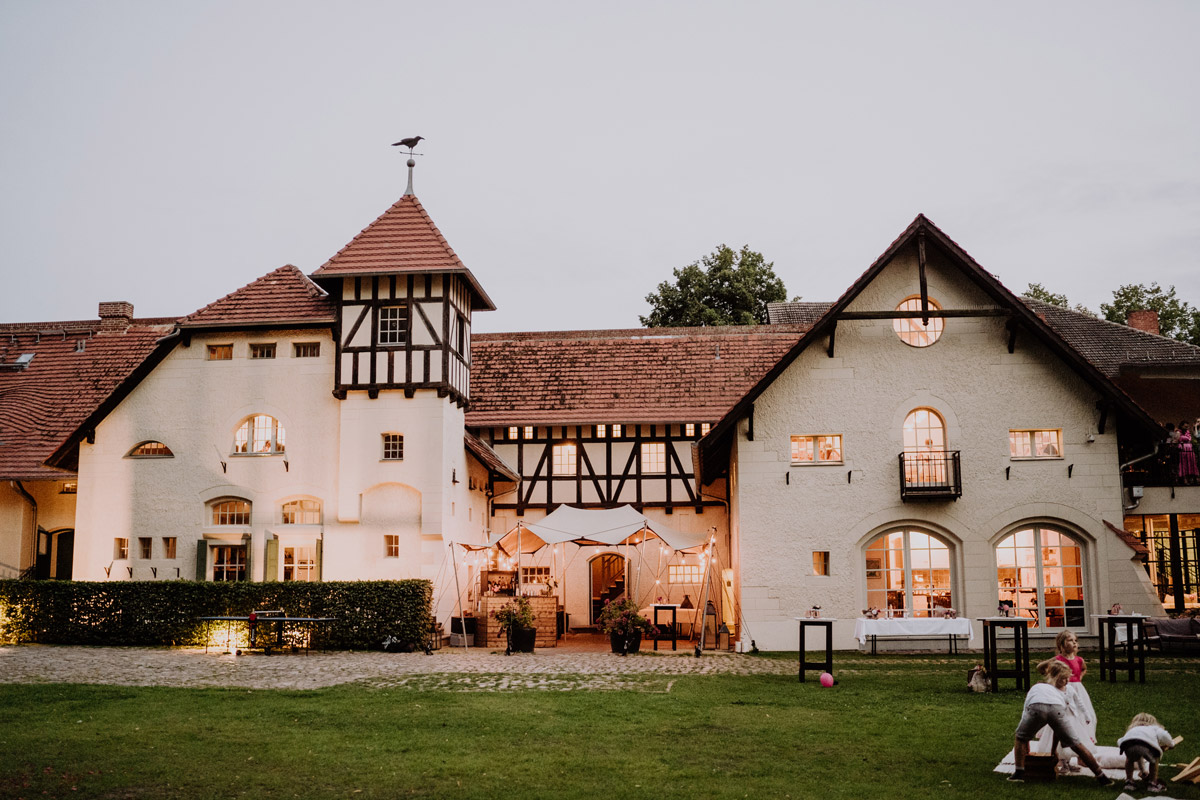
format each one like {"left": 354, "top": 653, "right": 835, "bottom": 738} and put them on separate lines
{"left": 609, "top": 632, "right": 642, "bottom": 654}
{"left": 507, "top": 625, "right": 537, "bottom": 653}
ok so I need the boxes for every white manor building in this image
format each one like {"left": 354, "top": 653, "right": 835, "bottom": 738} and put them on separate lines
{"left": 2, "top": 171, "right": 1198, "bottom": 650}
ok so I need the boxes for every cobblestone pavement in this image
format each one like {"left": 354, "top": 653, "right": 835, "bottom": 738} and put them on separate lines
{"left": 0, "top": 645, "right": 795, "bottom": 691}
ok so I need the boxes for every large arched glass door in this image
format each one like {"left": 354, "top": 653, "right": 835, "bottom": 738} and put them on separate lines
{"left": 864, "top": 529, "right": 953, "bottom": 617}
{"left": 995, "top": 527, "right": 1086, "bottom": 629}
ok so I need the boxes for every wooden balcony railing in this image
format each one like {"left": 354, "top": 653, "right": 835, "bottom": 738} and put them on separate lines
{"left": 898, "top": 451, "right": 962, "bottom": 501}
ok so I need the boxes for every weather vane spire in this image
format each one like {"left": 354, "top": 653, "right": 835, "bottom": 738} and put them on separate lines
{"left": 391, "top": 136, "right": 424, "bottom": 196}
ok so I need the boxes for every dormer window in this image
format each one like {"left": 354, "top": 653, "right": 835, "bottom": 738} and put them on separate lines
{"left": 378, "top": 305, "right": 408, "bottom": 345}
{"left": 233, "top": 415, "right": 286, "bottom": 454}
{"left": 127, "top": 441, "right": 174, "bottom": 458}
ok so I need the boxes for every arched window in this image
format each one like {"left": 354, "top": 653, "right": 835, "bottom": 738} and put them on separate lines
{"left": 902, "top": 408, "right": 949, "bottom": 486}
{"left": 893, "top": 295, "right": 944, "bottom": 347}
{"left": 281, "top": 499, "right": 322, "bottom": 525}
{"left": 865, "top": 529, "right": 953, "bottom": 617}
{"left": 127, "top": 441, "right": 174, "bottom": 458}
{"left": 996, "top": 527, "right": 1085, "bottom": 630}
{"left": 211, "top": 499, "right": 251, "bottom": 526}
{"left": 233, "top": 415, "right": 286, "bottom": 454}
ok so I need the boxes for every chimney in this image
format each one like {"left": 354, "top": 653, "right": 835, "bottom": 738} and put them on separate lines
{"left": 1126, "top": 309, "right": 1160, "bottom": 336}
{"left": 98, "top": 301, "right": 134, "bottom": 332}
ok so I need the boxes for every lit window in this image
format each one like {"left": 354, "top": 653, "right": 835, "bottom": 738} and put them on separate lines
{"left": 996, "top": 527, "right": 1085, "bottom": 630}
{"left": 791, "top": 435, "right": 843, "bottom": 464}
{"left": 281, "top": 499, "right": 322, "bottom": 525}
{"left": 284, "top": 545, "right": 317, "bottom": 582}
{"left": 524, "top": 426, "right": 534, "bottom": 439}
{"left": 668, "top": 564, "right": 702, "bottom": 584}
{"left": 1009, "top": 429, "right": 1062, "bottom": 459}
{"left": 294, "top": 342, "right": 321, "bottom": 358}
{"left": 522, "top": 566, "right": 551, "bottom": 584}
{"left": 893, "top": 296, "right": 944, "bottom": 347}
{"left": 508, "top": 427, "right": 519, "bottom": 440}
{"left": 233, "top": 415, "right": 286, "bottom": 454}
{"left": 382, "top": 433, "right": 404, "bottom": 461}
{"left": 902, "top": 408, "right": 948, "bottom": 486}
{"left": 60, "top": 481, "right": 77, "bottom": 494}
{"left": 249, "top": 343, "right": 276, "bottom": 359}
{"left": 378, "top": 305, "right": 408, "bottom": 345}
{"left": 211, "top": 499, "right": 251, "bottom": 526}
{"left": 685, "top": 423, "right": 696, "bottom": 437}
{"left": 211, "top": 545, "right": 246, "bottom": 582}
{"left": 207, "top": 344, "right": 233, "bottom": 360}
{"left": 865, "top": 529, "right": 953, "bottom": 618}
{"left": 596, "top": 424, "right": 607, "bottom": 438}
{"left": 553, "top": 444, "right": 577, "bottom": 475}
{"left": 384, "top": 534, "right": 400, "bottom": 558}
{"left": 162, "top": 537, "right": 177, "bottom": 559}
{"left": 813, "top": 551, "right": 830, "bottom": 576}
{"left": 127, "top": 441, "right": 174, "bottom": 458}
{"left": 700, "top": 423, "right": 711, "bottom": 436}
{"left": 641, "top": 442, "right": 666, "bottom": 473}
{"left": 612, "top": 424, "right": 623, "bottom": 438}
{"left": 139, "top": 537, "right": 152, "bottom": 559}
{"left": 114, "top": 538, "right": 129, "bottom": 560}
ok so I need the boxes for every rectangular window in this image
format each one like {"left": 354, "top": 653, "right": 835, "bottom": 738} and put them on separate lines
{"left": 685, "top": 423, "right": 696, "bottom": 437}
{"left": 207, "top": 344, "right": 233, "bottom": 361}
{"left": 453, "top": 314, "right": 467, "bottom": 356}
{"left": 378, "top": 305, "right": 408, "bottom": 345}
{"left": 284, "top": 546, "right": 317, "bottom": 582}
{"left": 668, "top": 564, "right": 702, "bottom": 584}
{"left": 508, "top": 427, "right": 519, "bottom": 440}
{"left": 1009, "top": 429, "right": 1062, "bottom": 459}
{"left": 813, "top": 551, "right": 830, "bottom": 576}
{"left": 162, "top": 537, "right": 177, "bottom": 559}
{"left": 249, "top": 343, "right": 276, "bottom": 359}
{"left": 641, "top": 442, "right": 667, "bottom": 473}
{"left": 382, "top": 433, "right": 404, "bottom": 461}
{"left": 524, "top": 426, "right": 534, "bottom": 440}
{"left": 384, "top": 534, "right": 400, "bottom": 558}
{"left": 611, "top": 424, "right": 623, "bottom": 438}
{"left": 293, "top": 342, "right": 321, "bottom": 358}
{"left": 60, "top": 481, "right": 77, "bottom": 494}
{"left": 138, "top": 537, "right": 152, "bottom": 559}
{"left": 211, "top": 545, "right": 246, "bottom": 582}
{"left": 553, "top": 444, "right": 577, "bottom": 475}
{"left": 521, "top": 566, "right": 551, "bottom": 584}
{"left": 700, "top": 423, "right": 711, "bottom": 436}
{"left": 114, "top": 538, "right": 129, "bottom": 560}
{"left": 595, "top": 424, "right": 607, "bottom": 438}
{"left": 791, "top": 435, "right": 843, "bottom": 464}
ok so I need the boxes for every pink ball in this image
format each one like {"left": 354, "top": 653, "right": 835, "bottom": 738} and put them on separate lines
{"left": 819, "top": 672, "right": 834, "bottom": 687}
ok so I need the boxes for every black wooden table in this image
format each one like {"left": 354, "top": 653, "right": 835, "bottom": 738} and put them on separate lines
{"left": 977, "top": 617, "right": 1030, "bottom": 692}
{"left": 1094, "top": 614, "right": 1146, "bottom": 683}
{"left": 796, "top": 617, "right": 836, "bottom": 682}
{"left": 652, "top": 605, "right": 679, "bottom": 651}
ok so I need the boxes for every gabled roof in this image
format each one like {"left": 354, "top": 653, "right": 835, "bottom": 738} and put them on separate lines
{"left": 311, "top": 194, "right": 495, "bottom": 311}
{"left": 694, "top": 214, "right": 1164, "bottom": 484}
{"left": 0, "top": 317, "right": 176, "bottom": 480}
{"left": 180, "top": 265, "right": 334, "bottom": 329}
{"left": 464, "top": 431, "right": 519, "bottom": 483}
{"left": 1104, "top": 520, "right": 1149, "bottom": 560}
{"left": 466, "top": 325, "right": 810, "bottom": 427}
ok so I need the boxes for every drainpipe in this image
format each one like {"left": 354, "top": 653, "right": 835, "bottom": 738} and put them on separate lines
{"left": 11, "top": 481, "right": 37, "bottom": 577}
{"left": 1120, "top": 443, "right": 1159, "bottom": 512}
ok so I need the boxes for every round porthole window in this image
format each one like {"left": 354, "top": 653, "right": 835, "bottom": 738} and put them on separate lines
{"left": 893, "top": 296, "right": 944, "bottom": 347}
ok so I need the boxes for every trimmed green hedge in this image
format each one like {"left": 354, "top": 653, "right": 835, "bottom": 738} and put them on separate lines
{"left": 0, "top": 579, "right": 432, "bottom": 650}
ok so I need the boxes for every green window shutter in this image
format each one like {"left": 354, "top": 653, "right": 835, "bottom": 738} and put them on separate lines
{"left": 315, "top": 538, "right": 323, "bottom": 581}
{"left": 195, "top": 540, "right": 208, "bottom": 581}
{"left": 264, "top": 538, "right": 279, "bottom": 582}
{"left": 243, "top": 535, "right": 252, "bottom": 583}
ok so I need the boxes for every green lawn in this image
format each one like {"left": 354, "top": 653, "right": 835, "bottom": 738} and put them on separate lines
{"left": 1, "top": 651, "right": 1198, "bottom": 799}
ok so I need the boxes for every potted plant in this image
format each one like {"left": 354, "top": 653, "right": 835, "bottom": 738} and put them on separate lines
{"left": 493, "top": 596, "right": 536, "bottom": 654}
{"left": 597, "top": 598, "right": 656, "bottom": 655}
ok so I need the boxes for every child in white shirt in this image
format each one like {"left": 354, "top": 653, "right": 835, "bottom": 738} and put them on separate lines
{"left": 1010, "top": 661, "right": 1111, "bottom": 786}
{"left": 1117, "top": 712, "right": 1175, "bottom": 793}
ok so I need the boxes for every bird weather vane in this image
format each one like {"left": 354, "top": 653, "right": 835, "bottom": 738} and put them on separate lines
{"left": 392, "top": 135, "right": 424, "bottom": 156}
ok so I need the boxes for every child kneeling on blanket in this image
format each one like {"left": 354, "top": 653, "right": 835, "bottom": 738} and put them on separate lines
{"left": 1010, "top": 661, "right": 1112, "bottom": 786}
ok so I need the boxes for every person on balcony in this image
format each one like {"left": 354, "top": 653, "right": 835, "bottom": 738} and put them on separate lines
{"left": 1179, "top": 421, "right": 1199, "bottom": 486}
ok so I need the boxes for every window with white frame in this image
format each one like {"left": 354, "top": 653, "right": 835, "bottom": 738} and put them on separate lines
{"left": 864, "top": 529, "right": 953, "bottom": 618}
{"left": 384, "top": 534, "right": 400, "bottom": 558}
{"left": 233, "top": 415, "right": 285, "bottom": 454}
{"left": 791, "top": 435, "right": 843, "bottom": 464}
{"left": 211, "top": 545, "right": 247, "bottom": 582}
{"left": 996, "top": 526, "right": 1085, "bottom": 630}
{"left": 378, "top": 305, "right": 408, "bottom": 345}
{"left": 293, "top": 342, "right": 320, "bottom": 358}
{"left": 700, "top": 423, "right": 711, "bottom": 436}
{"left": 668, "top": 564, "right": 702, "bottom": 584}
{"left": 641, "top": 442, "right": 666, "bottom": 473}
{"left": 508, "top": 427, "right": 519, "bottom": 440}
{"left": 284, "top": 545, "right": 317, "bottom": 582}
{"left": 524, "top": 426, "right": 534, "bottom": 439}
{"left": 552, "top": 443, "right": 577, "bottom": 475}
{"left": 685, "top": 423, "right": 696, "bottom": 437}
{"left": 249, "top": 343, "right": 276, "bottom": 359}
{"left": 211, "top": 499, "right": 251, "bottom": 526}
{"left": 611, "top": 424, "right": 623, "bottom": 438}
{"left": 893, "top": 296, "right": 944, "bottom": 347}
{"left": 114, "top": 538, "right": 129, "bottom": 560}
{"left": 382, "top": 433, "right": 404, "bottom": 461}
{"left": 127, "top": 440, "right": 174, "bottom": 458}
{"left": 1009, "top": 429, "right": 1063, "bottom": 459}
{"left": 595, "top": 424, "right": 607, "bottom": 438}
{"left": 281, "top": 499, "right": 322, "bottom": 525}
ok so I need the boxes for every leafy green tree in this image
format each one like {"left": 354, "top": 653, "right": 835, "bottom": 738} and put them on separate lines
{"left": 1100, "top": 282, "right": 1200, "bottom": 345}
{"left": 641, "top": 245, "right": 787, "bottom": 327}
{"left": 1021, "top": 283, "right": 1095, "bottom": 316}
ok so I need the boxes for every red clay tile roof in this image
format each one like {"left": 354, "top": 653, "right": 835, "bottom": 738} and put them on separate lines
{"left": 466, "top": 325, "right": 809, "bottom": 427}
{"left": 181, "top": 265, "right": 334, "bottom": 329}
{"left": 1104, "top": 520, "right": 1149, "bottom": 559}
{"left": 0, "top": 317, "right": 176, "bottom": 480}
{"left": 311, "top": 195, "right": 495, "bottom": 311}
{"left": 464, "top": 431, "right": 519, "bottom": 482}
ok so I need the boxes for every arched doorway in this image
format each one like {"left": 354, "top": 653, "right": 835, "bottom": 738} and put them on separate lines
{"left": 35, "top": 528, "right": 73, "bottom": 580}
{"left": 590, "top": 553, "right": 627, "bottom": 625}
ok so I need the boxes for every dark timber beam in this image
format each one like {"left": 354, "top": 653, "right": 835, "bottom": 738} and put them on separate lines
{"left": 747, "top": 404, "right": 755, "bottom": 442}
{"left": 918, "top": 232, "right": 929, "bottom": 325}
{"left": 1097, "top": 402, "right": 1109, "bottom": 435}
{"left": 1006, "top": 318, "right": 1018, "bottom": 354}
{"left": 827, "top": 320, "right": 837, "bottom": 358}
{"left": 837, "top": 309, "right": 1010, "bottom": 320}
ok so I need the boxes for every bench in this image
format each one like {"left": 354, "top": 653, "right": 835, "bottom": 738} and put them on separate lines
{"left": 1144, "top": 617, "right": 1200, "bottom": 654}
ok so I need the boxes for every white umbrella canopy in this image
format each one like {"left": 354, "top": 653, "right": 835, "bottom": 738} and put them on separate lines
{"left": 482, "top": 505, "right": 711, "bottom": 553}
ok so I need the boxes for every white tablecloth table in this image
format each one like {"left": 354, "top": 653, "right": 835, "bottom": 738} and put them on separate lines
{"left": 854, "top": 617, "right": 973, "bottom": 653}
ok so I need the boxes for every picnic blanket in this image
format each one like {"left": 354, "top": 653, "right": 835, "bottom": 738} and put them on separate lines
{"left": 994, "top": 744, "right": 1128, "bottom": 780}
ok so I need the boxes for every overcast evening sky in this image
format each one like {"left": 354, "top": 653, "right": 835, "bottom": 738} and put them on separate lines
{"left": 1, "top": 2, "right": 1197, "bottom": 333}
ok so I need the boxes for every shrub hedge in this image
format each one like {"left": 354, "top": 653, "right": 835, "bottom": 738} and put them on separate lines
{"left": 0, "top": 579, "right": 432, "bottom": 650}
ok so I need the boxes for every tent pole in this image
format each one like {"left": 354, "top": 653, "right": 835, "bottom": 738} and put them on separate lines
{"left": 516, "top": 522, "right": 522, "bottom": 595}
{"left": 451, "top": 542, "right": 468, "bottom": 653}
{"left": 695, "top": 541, "right": 714, "bottom": 657}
